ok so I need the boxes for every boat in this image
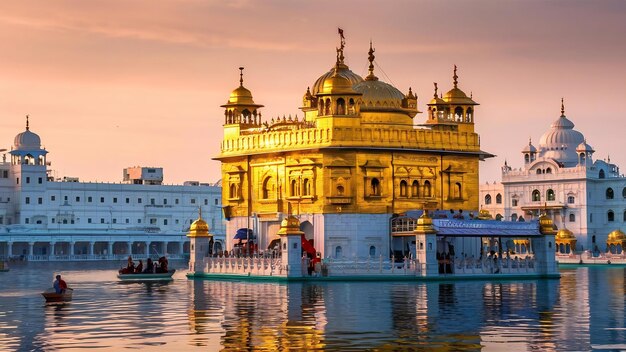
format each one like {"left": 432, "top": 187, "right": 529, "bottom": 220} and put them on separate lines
{"left": 0, "top": 262, "right": 8, "bottom": 272}
{"left": 117, "top": 269, "right": 176, "bottom": 281}
{"left": 42, "top": 288, "right": 73, "bottom": 303}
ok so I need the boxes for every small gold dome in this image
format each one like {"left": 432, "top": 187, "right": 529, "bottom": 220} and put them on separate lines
{"left": 477, "top": 209, "right": 493, "bottom": 220}
{"left": 429, "top": 96, "right": 446, "bottom": 105}
{"left": 538, "top": 213, "right": 556, "bottom": 235}
{"left": 414, "top": 211, "right": 437, "bottom": 234}
{"left": 608, "top": 229, "right": 626, "bottom": 242}
{"left": 321, "top": 71, "right": 355, "bottom": 95}
{"left": 277, "top": 215, "right": 304, "bottom": 236}
{"left": 556, "top": 228, "right": 575, "bottom": 239}
{"left": 188, "top": 217, "right": 210, "bottom": 238}
{"left": 228, "top": 86, "right": 256, "bottom": 105}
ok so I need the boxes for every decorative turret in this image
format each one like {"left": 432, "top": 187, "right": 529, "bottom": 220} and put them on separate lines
{"left": 538, "top": 212, "right": 557, "bottom": 236}
{"left": 221, "top": 67, "right": 264, "bottom": 128}
{"left": 555, "top": 228, "right": 577, "bottom": 253}
{"left": 10, "top": 115, "right": 48, "bottom": 166}
{"left": 277, "top": 215, "right": 304, "bottom": 277}
{"left": 187, "top": 208, "right": 212, "bottom": 274}
{"left": 413, "top": 211, "right": 438, "bottom": 276}
{"left": 522, "top": 138, "right": 538, "bottom": 164}
{"left": 576, "top": 139, "right": 594, "bottom": 166}
{"left": 425, "top": 66, "right": 478, "bottom": 133}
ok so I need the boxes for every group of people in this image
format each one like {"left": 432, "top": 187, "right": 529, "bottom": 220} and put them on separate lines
{"left": 118, "top": 256, "right": 169, "bottom": 274}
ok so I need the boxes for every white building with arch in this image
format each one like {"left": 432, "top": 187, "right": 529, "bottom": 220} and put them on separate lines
{"left": 480, "top": 101, "right": 625, "bottom": 253}
{"left": 0, "top": 119, "right": 225, "bottom": 261}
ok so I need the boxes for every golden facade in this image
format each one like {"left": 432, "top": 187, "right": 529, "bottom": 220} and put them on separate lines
{"left": 215, "top": 32, "right": 490, "bottom": 252}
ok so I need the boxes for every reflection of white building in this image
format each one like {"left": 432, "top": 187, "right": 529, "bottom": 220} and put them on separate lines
{"left": 0, "top": 118, "right": 225, "bottom": 260}
{"left": 480, "top": 101, "right": 626, "bottom": 252}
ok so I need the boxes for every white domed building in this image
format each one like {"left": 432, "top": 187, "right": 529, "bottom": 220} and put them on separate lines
{"left": 480, "top": 100, "right": 625, "bottom": 255}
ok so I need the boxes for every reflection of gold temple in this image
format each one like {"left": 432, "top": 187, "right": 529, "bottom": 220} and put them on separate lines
{"left": 216, "top": 31, "right": 491, "bottom": 257}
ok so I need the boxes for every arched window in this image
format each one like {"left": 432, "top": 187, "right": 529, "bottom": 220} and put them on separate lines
{"left": 599, "top": 169, "right": 605, "bottom": 179}
{"left": 567, "top": 196, "right": 575, "bottom": 204}
{"left": 546, "top": 168, "right": 552, "bottom": 174}
{"left": 303, "top": 179, "right": 310, "bottom": 196}
{"left": 336, "top": 185, "right": 345, "bottom": 196}
{"left": 324, "top": 98, "right": 331, "bottom": 115}
{"left": 423, "top": 180, "right": 432, "bottom": 197}
{"left": 370, "top": 178, "right": 381, "bottom": 196}
{"left": 290, "top": 179, "right": 298, "bottom": 197}
{"left": 606, "top": 188, "right": 614, "bottom": 199}
{"left": 532, "top": 190, "right": 541, "bottom": 202}
{"left": 569, "top": 213, "right": 575, "bottom": 222}
{"left": 229, "top": 184, "right": 237, "bottom": 198}
{"left": 335, "top": 246, "right": 343, "bottom": 258}
{"left": 623, "top": 187, "right": 626, "bottom": 198}
{"left": 454, "top": 106, "right": 464, "bottom": 121}
{"left": 485, "top": 194, "right": 492, "bottom": 205}
{"left": 262, "top": 177, "right": 274, "bottom": 199}
{"left": 623, "top": 210, "right": 626, "bottom": 222}
{"left": 369, "top": 246, "right": 376, "bottom": 257}
{"left": 411, "top": 181, "right": 419, "bottom": 197}
{"left": 454, "top": 182, "right": 462, "bottom": 199}
{"left": 525, "top": 154, "right": 530, "bottom": 163}
{"left": 608, "top": 210, "right": 615, "bottom": 222}
{"left": 511, "top": 213, "right": 518, "bottom": 222}
{"left": 319, "top": 100, "right": 324, "bottom": 114}
{"left": 547, "top": 189, "right": 555, "bottom": 201}
{"left": 466, "top": 107, "right": 473, "bottom": 122}
{"left": 496, "top": 194, "right": 502, "bottom": 204}
{"left": 336, "top": 98, "right": 345, "bottom": 115}
{"left": 399, "top": 180, "right": 408, "bottom": 197}
{"left": 348, "top": 98, "right": 355, "bottom": 114}
{"left": 512, "top": 199, "right": 519, "bottom": 206}
{"left": 536, "top": 169, "right": 542, "bottom": 174}
{"left": 579, "top": 153, "right": 586, "bottom": 163}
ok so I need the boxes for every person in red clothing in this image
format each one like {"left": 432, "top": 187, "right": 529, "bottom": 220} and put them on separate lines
{"left": 53, "top": 274, "right": 68, "bottom": 294}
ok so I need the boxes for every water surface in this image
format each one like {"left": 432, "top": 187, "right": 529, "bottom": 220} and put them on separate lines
{"left": 1, "top": 262, "right": 625, "bottom": 351}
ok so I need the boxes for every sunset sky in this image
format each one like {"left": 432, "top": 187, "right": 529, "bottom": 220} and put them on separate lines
{"left": 0, "top": 0, "right": 624, "bottom": 184}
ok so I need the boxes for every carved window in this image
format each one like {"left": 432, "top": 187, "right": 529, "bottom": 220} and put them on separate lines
{"left": 606, "top": 188, "right": 614, "bottom": 200}
{"left": 423, "top": 180, "right": 432, "bottom": 197}
{"left": 512, "top": 199, "right": 518, "bottom": 206}
{"left": 336, "top": 185, "right": 345, "bottom": 196}
{"left": 608, "top": 210, "right": 615, "bottom": 222}
{"left": 370, "top": 178, "right": 381, "bottom": 196}
{"left": 229, "top": 184, "right": 238, "bottom": 199}
{"left": 336, "top": 98, "right": 345, "bottom": 115}
{"left": 454, "top": 106, "right": 463, "bottom": 121}
{"left": 569, "top": 213, "right": 575, "bottom": 222}
{"left": 369, "top": 246, "right": 376, "bottom": 256}
{"left": 303, "top": 178, "right": 311, "bottom": 196}
{"left": 525, "top": 154, "right": 530, "bottom": 163}
{"left": 324, "top": 98, "right": 331, "bottom": 115}
{"left": 547, "top": 189, "right": 555, "bottom": 201}
{"left": 599, "top": 170, "right": 605, "bottom": 179}
{"left": 496, "top": 193, "right": 502, "bottom": 204}
{"left": 399, "top": 180, "right": 408, "bottom": 197}
{"left": 262, "top": 177, "right": 274, "bottom": 200}
{"left": 484, "top": 194, "right": 492, "bottom": 205}
{"left": 454, "top": 182, "right": 462, "bottom": 199}
{"left": 567, "top": 196, "right": 575, "bottom": 204}
{"left": 532, "top": 190, "right": 541, "bottom": 202}
{"left": 290, "top": 179, "right": 298, "bottom": 197}
{"left": 335, "top": 246, "right": 342, "bottom": 258}
{"left": 622, "top": 187, "right": 626, "bottom": 198}
{"left": 546, "top": 168, "right": 552, "bottom": 174}
{"left": 412, "top": 181, "right": 419, "bottom": 197}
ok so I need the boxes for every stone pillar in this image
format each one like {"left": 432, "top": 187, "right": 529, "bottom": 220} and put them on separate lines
{"left": 107, "top": 242, "right": 113, "bottom": 257}
{"left": 164, "top": 241, "right": 169, "bottom": 256}
{"left": 28, "top": 242, "right": 34, "bottom": 256}
{"left": 127, "top": 242, "right": 133, "bottom": 255}
{"left": 7, "top": 242, "right": 13, "bottom": 257}
{"left": 187, "top": 217, "right": 212, "bottom": 275}
{"left": 70, "top": 242, "right": 75, "bottom": 256}
{"left": 89, "top": 242, "right": 95, "bottom": 255}
{"left": 180, "top": 242, "right": 185, "bottom": 255}
{"left": 534, "top": 214, "right": 558, "bottom": 276}
{"left": 278, "top": 215, "right": 304, "bottom": 278}
{"left": 145, "top": 242, "right": 151, "bottom": 256}
{"left": 413, "top": 211, "right": 438, "bottom": 277}
{"left": 50, "top": 242, "right": 56, "bottom": 257}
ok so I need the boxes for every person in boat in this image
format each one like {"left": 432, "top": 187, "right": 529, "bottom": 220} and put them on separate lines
{"left": 119, "top": 256, "right": 135, "bottom": 274}
{"left": 135, "top": 260, "right": 143, "bottom": 273}
{"left": 53, "top": 274, "right": 67, "bottom": 294}
{"left": 144, "top": 258, "right": 154, "bottom": 273}
{"left": 157, "top": 256, "right": 168, "bottom": 273}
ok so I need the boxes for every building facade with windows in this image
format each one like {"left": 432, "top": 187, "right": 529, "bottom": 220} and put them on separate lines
{"left": 0, "top": 119, "right": 225, "bottom": 260}
{"left": 480, "top": 101, "right": 625, "bottom": 252}
{"left": 217, "top": 34, "right": 491, "bottom": 259}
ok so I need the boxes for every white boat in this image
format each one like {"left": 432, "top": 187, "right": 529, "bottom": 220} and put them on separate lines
{"left": 117, "top": 269, "right": 176, "bottom": 281}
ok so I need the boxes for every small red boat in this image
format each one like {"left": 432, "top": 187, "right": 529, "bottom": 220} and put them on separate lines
{"left": 42, "top": 288, "right": 73, "bottom": 303}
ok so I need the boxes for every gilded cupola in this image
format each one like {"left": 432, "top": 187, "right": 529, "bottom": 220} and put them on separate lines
{"left": 188, "top": 209, "right": 211, "bottom": 238}
{"left": 277, "top": 215, "right": 304, "bottom": 236}
{"left": 425, "top": 66, "right": 478, "bottom": 133}
{"left": 311, "top": 30, "right": 363, "bottom": 96}
{"left": 221, "top": 67, "right": 264, "bottom": 127}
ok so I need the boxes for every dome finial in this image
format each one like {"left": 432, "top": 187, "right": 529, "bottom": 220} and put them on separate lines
{"left": 453, "top": 65, "right": 458, "bottom": 88}
{"left": 433, "top": 82, "right": 438, "bottom": 98}
{"left": 239, "top": 67, "right": 244, "bottom": 87}
{"left": 560, "top": 97, "right": 565, "bottom": 116}
{"left": 336, "top": 28, "right": 346, "bottom": 65}
{"left": 198, "top": 206, "right": 203, "bottom": 220}
{"left": 26, "top": 115, "right": 30, "bottom": 131}
{"left": 366, "top": 40, "right": 378, "bottom": 81}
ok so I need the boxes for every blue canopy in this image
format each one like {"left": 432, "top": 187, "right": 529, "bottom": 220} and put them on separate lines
{"left": 234, "top": 228, "right": 255, "bottom": 240}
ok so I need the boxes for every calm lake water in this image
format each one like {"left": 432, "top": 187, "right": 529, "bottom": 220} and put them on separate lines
{"left": 0, "top": 261, "right": 625, "bottom": 351}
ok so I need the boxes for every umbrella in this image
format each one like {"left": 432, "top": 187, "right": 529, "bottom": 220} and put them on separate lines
{"left": 233, "top": 228, "right": 254, "bottom": 240}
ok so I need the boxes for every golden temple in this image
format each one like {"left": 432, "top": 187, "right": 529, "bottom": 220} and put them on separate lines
{"left": 215, "top": 30, "right": 492, "bottom": 257}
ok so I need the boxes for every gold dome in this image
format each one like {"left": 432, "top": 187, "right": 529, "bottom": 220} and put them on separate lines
{"left": 320, "top": 70, "right": 355, "bottom": 95}
{"left": 607, "top": 229, "right": 626, "bottom": 242}
{"left": 414, "top": 211, "right": 437, "bottom": 234}
{"left": 312, "top": 65, "right": 363, "bottom": 96}
{"left": 277, "top": 215, "right": 304, "bottom": 236}
{"left": 228, "top": 86, "right": 255, "bottom": 105}
{"left": 477, "top": 209, "right": 493, "bottom": 220}
{"left": 538, "top": 213, "right": 556, "bottom": 235}
{"left": 187, "top": 217, "right": 210, "bottom": 238}
{"left": 556, "top": 228, "right": 575, "bottom": 239}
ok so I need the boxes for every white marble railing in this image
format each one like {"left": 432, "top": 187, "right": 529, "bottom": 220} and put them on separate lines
{"left": 201, "top": 256, "right": 286, "bottom": 277}
{"left": 319, "top": 256, "right": 421, "bottom": 276}
{"left": 8, "top": 254, "right": 186, "bottom": 262}
{"left": 452, "top": 256, "right": 536, "bottom": 275}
